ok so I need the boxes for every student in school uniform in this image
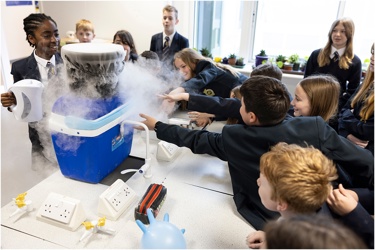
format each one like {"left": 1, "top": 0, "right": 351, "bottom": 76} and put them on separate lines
{"left": 113, "top": 30, "right": 139, "bottom": 63}
{"left": 75, "top": 19, "right": 95, "bottom": 43}
{"left": 150, "top": 4, "right": 189, "bottom": 69}
{"left": 160, "top": 63, "right": 280, "bottom": 126}
{"left": 136, "top": 75, "right": 374, "bottom": 230}
{"left": 160, "top": 48, "right": 245, "bottom": 115}
{"left": 1, "top": 13, "right": 63, "bottom": 166}
{"left": 338, "top": 43, "right": 374, "bottom": 155}
{"left": 304, "top": 17, "right": 362, "bottom": 130}
{"left": 246, "top": 142, "right": 338, "bottom": 248}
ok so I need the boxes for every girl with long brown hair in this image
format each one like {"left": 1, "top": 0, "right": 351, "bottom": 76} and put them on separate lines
{"left": 338, "top": 43, "right": 374, "bottom": 155}
{"left": 304, "top": 18, "right": 362, "bottom": 122}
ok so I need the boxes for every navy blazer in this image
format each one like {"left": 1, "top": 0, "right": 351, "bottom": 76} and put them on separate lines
{"left": 338, "top": 85, "right": 374, "bottom": 155}
{"left": 150, "top": 31, "right": 189, "bottom": 67}
{"left": 11, "top": 52, "right": 63, "bottom": 83}
{"left": 186, "top": 88, "right": 294, "bottom": 122}
{"left": 11, "top": 52, "right": 63, "bottom": 151}
{"left": 318, "top": 199, "right": 374, "bottom": 249}
{"left": 181, "top": 60, "right": 242, "bottom": 98}
{"left": 304, "top": 49, "right": 362, "bottom": 108}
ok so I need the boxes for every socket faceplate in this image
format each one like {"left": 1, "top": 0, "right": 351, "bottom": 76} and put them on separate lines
{"left": 98, "top": 179, "right": 137, "bottom": 220}
{"left": 36, "top": 192, "right": 86, "bottom": 231}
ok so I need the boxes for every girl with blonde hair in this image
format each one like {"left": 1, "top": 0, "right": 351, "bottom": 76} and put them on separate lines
{"left": 291, "top": 75, "right": 341, "bottom": 122}
{"left": 170, "top": 48, "right": 245, "bottom": 97}
{"left": 339, "top": 43, "right": 374, "bottom": 154}
{"left": 304, "top": 17, "right": 362, "bottom": 115}
{"left": 161, "top": 48, "right": 246, "bottom": 114}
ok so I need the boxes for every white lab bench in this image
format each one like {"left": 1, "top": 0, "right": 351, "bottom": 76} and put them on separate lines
{"left": 1, "top": 120, "right": 253, "bottom": 249}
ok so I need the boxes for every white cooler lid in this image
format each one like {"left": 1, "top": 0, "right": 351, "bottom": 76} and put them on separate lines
{"left": 49, "top": 102, "right": 134, "bottom": 137}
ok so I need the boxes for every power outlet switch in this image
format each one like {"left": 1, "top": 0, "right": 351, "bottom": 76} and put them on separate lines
{"left": 98, "top": 179, "right": 137, "bottom": 220}
{"left": 36, "top": 192, "right": 86, "bottom": 231}
{"left": 156, "top": 141, "right": 182, "bottom": 161}
{"left": 105, "top": 184, "right": 134, "bottom": 212}
{"left": 39, "top": 193, "right": 76, "bottom": 224}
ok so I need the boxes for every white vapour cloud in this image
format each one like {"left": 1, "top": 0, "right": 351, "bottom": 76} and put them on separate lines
{"left": 34, "top": 57, "right": 184, "bottom": 168}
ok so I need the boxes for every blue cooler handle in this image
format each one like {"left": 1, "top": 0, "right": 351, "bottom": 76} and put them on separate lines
{"left": 64, "top": 103, "right": 131, "bottom": 130}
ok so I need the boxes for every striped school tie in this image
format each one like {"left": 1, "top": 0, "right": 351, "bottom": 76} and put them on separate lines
{"left": 47, "top": 62, "right": 55, "bottom": 79}
{"left": 333, "top": 51, "right": 339, "bottom": 62}
{"left": 162, "top": 36, "right": 170, "bottom": 60}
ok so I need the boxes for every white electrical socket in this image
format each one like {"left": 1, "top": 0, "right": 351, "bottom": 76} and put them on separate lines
{"left": 36, "top": 192, "right": 86, "bottom": 231}
{"left": 98, "top": 179, "right": 137, "bottom": 220}
{"left": 156, "top": 140, "right": 182, "bottom": 161}
{"left": 39, "top": 196, "right": 76, "bottom": 223}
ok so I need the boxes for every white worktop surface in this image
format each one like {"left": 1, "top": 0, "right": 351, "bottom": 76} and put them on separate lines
{"left": 1, "top": 120, "right": 254, "bottom": 249}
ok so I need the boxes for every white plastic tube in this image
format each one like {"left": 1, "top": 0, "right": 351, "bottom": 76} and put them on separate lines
{"left": 120, "top": 120, "right": 152, "bottom": 178}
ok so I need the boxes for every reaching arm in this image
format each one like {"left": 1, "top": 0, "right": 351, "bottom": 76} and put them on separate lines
{"left": 188, "top": 94, "right": 242, "bottom": 121}
{"left": 159, "top": 92, "right": 190, "bottom": 102}
{"left": 137, "top": 113, "right": 228, "bottom": 161}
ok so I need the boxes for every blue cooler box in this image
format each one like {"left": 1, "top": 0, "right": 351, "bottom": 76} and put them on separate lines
{"left": 49, "top": 95, "right": 134, "bottom": 183}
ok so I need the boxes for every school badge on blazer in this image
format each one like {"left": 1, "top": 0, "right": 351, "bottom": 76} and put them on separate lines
{"left": 203, "top": 88, "right": 215, "bottom": 96}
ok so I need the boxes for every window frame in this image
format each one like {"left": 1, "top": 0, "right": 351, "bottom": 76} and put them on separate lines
{"left": 193, "top": 0, "right": 373, "bottom": 65}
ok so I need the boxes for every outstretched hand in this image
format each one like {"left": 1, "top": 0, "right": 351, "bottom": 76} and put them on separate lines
{"left": 188, "top": 111, "right": 214, "bottom": 127}
{"left": 137, "top": 113, "right": 158, "bottom": 131}
{"left": 158, "top": 92, "right": 189, "bottom": 102}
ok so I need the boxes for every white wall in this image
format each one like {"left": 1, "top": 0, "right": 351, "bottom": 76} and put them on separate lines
{"left": 1, "top": 1, "right": 193, "bottom": 85}
{"left": 0, "top": 1, "right": 193, "bottom": 62}
{"left": 1, "top": 1, "right": 36, "bottom": 61}
{"left": 39, "top": 1, "right": 193, "bottom": 55}
{"left": 0, "top": 1, "right": 36, "bottom": 86}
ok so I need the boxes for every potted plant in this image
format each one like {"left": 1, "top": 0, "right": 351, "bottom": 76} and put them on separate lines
{"left": 276, "top": 55, "right": 286, "bottom": 69}
{"left": 361, "top": 58, "right": 370, "bottom": 77}
{"left": 289, "top": 53, "right": 300, "bottom": 71}
{"left": 214, "top": 57, "right": 222, "bottom": 63}
{"left": 200, "top": 47, "right": 212, "bottom": 59}
{"left": 228, "top": 53, "right": 237, "bottom": 65}
{"left": 283, "top": 62, "right": 293, "bottom": 71}
{"left": 255, "top": 50, "right": 268, "bottom": 66}
{"left": 235, "top": 57, "right": 245, "bottom": 68}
